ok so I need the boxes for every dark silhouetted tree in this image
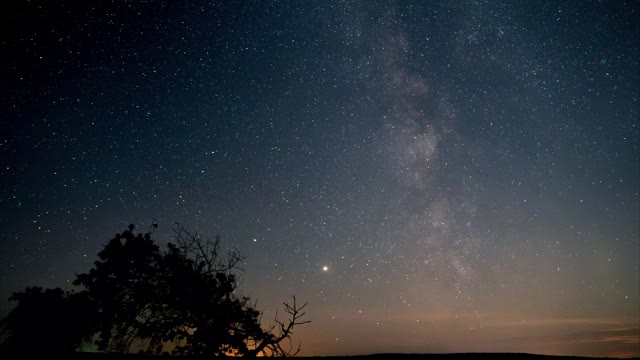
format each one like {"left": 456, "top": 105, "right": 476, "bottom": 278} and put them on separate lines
{"left": 0, "top": 287, "right": 97, "bottom": 358}
{"left": 73, "top": 224, "right": 164, "bottom": 352}
{"left": 1, "top": 223, "right": 309, "bottom": 357}
{"left": 71, "top": 223, "right": 309, "bottom": 357}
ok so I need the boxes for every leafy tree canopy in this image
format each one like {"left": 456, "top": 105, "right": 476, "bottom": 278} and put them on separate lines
{"left": 1, "top": 223, "right": 309, "bottom": 358}
{"left": 0, "top": 287, "right": 97, "bottom": 357}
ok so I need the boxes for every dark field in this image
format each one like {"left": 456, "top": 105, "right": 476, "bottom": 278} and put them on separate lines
{"left": 46, "top": 353, "right": 637, "bottom": 360}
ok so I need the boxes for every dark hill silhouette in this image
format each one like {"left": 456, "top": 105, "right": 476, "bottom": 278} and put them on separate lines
{"left": 60, "top": 352, "right": 637, "bottom": 360}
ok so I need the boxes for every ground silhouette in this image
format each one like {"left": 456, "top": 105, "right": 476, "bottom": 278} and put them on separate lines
{"left": 61, "top": 352, "right": 637, "bottom": 360}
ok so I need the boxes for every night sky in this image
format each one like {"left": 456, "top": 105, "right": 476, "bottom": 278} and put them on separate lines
{"left": 2, "top": 1, "right": 639, "bottom": 357}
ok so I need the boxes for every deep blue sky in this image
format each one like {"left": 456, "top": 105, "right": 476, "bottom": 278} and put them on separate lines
{"left": 1, "top": 1, "right": 639, "bottom": 357}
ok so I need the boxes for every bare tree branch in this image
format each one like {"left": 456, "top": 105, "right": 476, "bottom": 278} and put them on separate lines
{"left": 172, "top": 222, "right": 245, "bottom": 274}
{"left": 248, "top": 296, "right": 311, "bottom": 357}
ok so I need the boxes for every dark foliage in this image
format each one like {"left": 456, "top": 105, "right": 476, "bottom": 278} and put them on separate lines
{"left": 73, "top": 225, "right": 165, "bottom": 353}
{"left": 0, "top": 287, "right": 98, "bottom": 358}
{"left": 1, "top": 223, "right": 309, "bottom": 358}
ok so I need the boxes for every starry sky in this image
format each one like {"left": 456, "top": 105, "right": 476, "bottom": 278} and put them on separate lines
{"left": 1, "top": 1, "right": 639, "bottom": 357}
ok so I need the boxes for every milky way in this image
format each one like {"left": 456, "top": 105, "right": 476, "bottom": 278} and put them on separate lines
{"left": 2, "top": 1, "right": 638, "bottom": 357}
